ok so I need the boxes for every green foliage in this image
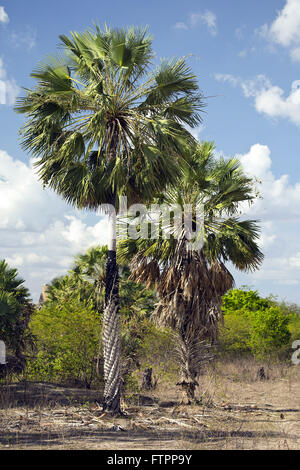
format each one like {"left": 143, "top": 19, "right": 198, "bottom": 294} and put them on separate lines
{"left": 219, "top": 311, "right": 252, "bottom": 355}
{"left": 27, "top": 299, "right": 101, "bottom": 387}
{"left": 29, "top": 247, "right": 159, "bottom": 389}
{"left": 250, "top": 307, "right": 291, "bottom": 359}
{"left": 0, "top": 260, "right": 33, "bottom": 355}
{"left": 286, "top": 313, "right": 300, "bottom": 344}
{"left": 219, "top": 288, "right": 293, "bottom": 360}
{"left": 222, "top": 287, "right": 270, "bottom": 313}
{"left": 15, "top": 25, "right": 204, "bottom": 210}
{"left": 45, "top": 274, "right": 96, "bottom": 307}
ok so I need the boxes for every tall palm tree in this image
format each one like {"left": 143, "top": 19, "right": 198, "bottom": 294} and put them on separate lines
{"left": 119, "top": 141, "right": 263, "bottom": 403}
{"left": 15, "top": 25, "right": 204, "bottom": 414}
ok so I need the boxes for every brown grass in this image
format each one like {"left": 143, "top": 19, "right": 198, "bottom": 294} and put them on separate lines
{"left": 0, "top": 358, "right": 300, "bottom": 450}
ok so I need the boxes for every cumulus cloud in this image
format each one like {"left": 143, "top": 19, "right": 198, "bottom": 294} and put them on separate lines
{"left": 0, "top": 58, "right": 19, "bottom": 105}
{"left": 174, "top": 10, "right": 217, "bottom": 36}
{"left": 0, "top": 6, "right": 9, "bottom": 24}
{"left": 230, "top": 143, "right": 300, "bottom": 299}
{"left": 258, "top": 0, "right": 300, "bottom": 61}
{"left": 215, "top": 73, "right": 300, "bottom": 127}
{"left": 237, "top": 143, "right": 300, "bottom": 221}
{"left": 0, "top": 150, "right": 109, "bottom": 301}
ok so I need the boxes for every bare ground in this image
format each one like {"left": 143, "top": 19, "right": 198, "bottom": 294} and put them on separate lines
{"left": 0, "top": 359, "right": 300, "bottom": 450}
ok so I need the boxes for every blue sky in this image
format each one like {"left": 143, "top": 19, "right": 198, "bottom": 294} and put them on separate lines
{"left": 0, "top": 0, "right": 300, "bottom": 303}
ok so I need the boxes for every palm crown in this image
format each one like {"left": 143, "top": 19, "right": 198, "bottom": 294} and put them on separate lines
{"left": 16, "top": 25, "right": 204, "bottom": 208}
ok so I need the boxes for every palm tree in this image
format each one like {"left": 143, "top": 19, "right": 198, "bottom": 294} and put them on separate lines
{"left": 71, "top": 245, "right": 108, "bottom": 312}
{"left": 119, "top": 141, "right": 263, "bottom": 403}
{"left": 44, "top": 274, "right": 95, "bottom": 307}
{"left": 15, "top": 25, "right": 204, "bottom": 414}
{"left": 0, "top": 260, "right": 33, "bottom": 358}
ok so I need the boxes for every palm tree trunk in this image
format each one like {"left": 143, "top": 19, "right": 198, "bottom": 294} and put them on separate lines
{"left": 176, "top": 331, "right": 199, "bottom": 405}
{"left": 102, "top": 203, "right": 121, "bottom": 415}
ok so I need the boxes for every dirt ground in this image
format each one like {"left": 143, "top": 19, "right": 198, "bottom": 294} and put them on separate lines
{"left": 1, "top": 360, "right": 300, "bottom": 450}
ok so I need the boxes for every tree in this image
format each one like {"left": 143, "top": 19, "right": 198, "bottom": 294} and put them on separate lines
{"left": 0, "top": 260, "right": 33, "bottom": 358}
{"left": 44, "top": 274, "right": 95, "bottom": 307}
{"left": 15, "top": 25, "right": 204, "bottom": 414}
{"left": 119, "top": 141, "right": 263, "bottom": 402}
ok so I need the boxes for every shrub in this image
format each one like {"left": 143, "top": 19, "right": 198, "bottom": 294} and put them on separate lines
{"left": 250, "top": 306, "right": 291, "bottom": 359}
{"left": 287, "top": 313, "right": 300, "bottom": 344}
{"left": 27, "top": 299, "right": 101, "bottom": 388}
{"left": 219, "top": 288, "right": 293, "bottom": 360}
{"left": 218, "top": 310, "right": 252, "bottom": 355}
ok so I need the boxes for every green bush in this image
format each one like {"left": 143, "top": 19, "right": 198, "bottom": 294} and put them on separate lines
{"left": 222, "top": 287, "right": 270, "bottom": 313}
{"left": 218, "top": 311, "right": 252, "bottom": 355}
{"left": 219, "top": 288, "right": 293, "bottom": 360}
{"left": 27, "top": 299, "right": 101, "bottom": 387}
{"left": 250, "top": 306, "right": 291, "bottom": 359}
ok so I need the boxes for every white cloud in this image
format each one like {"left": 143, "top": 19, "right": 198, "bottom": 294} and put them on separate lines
{"left": 215, "top": 73, "right": 300, "bottom": 127}
{"left": 173, "top": 10, "right": 217, "bottom": 36}
{"left": 239, "top": 143, "right": 272, "bottom": 178}
{"left": 237, "top": 143, "right": 300, "bottom": 221}
{"left": 214, "top": 73, "right": 240, "bottom": 87}
{"left": 190, "top": 10, "right": 217, "bottom": 36}
{"left": 0, "top": 6, "right": 9, "bottom": 24}
{"left": 230, "top": 143, "right": 300, "bottom": 301}
{"left": 0, "top": 58, "right": 19, "bottom": 105}
{"left": 289, "top": 252, "right": 300, "bottom": 268}
{"left": 290, "top": 46, "right": 300, "bottom": 61}
{"left": 266, "top": 0, "right": 300, "bottom": 46}
{"left": 0, "top": 150, "right": 110, "bottom": 301}
{"left": 259, "top": 0, "right": 300, "bottom": 61}
{"left": 174, "top": 22, "right": 188, "bottom": 30}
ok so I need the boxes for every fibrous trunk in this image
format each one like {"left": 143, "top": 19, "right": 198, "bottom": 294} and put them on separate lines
{"left": 176, "top": 336, "right": 199, "bottom": 404}
{"left": 102, "top": 207, "right": 121, "bottom": 415}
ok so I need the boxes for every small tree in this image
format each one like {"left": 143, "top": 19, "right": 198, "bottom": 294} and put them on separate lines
{"left": 119, "top": 142, "right": 263, "bottom": 402}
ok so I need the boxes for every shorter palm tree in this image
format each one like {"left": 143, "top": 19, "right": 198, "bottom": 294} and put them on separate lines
{"left": 0, "top": 260, "right": 33, "bottom": 358}
{"left": 119, "top": 141, "right": 263, "bottom": 403}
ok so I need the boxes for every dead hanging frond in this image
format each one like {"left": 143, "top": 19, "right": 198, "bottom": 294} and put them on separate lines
{"left": 209, "top": 260, "right": 235, "bottom": 297}
{"left": 150, "top": 245, "right": 223, "bottom": 342}
{"left": 129, "top": 252, "right": 160, "bottom": 288}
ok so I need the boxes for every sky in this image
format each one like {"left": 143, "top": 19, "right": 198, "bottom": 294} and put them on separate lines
{"left": 0, "top": 0, "right": 300, "bottom": 303}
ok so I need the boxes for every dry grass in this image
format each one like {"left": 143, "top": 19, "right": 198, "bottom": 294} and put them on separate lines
{"left": 0, "top": 358, "right": 300, "bottom": 450}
